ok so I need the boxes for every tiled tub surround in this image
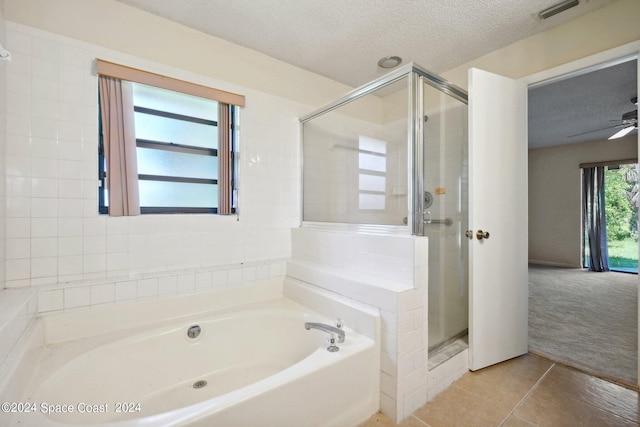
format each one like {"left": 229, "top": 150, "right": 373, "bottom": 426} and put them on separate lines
{"left": 0, "top": 288, "right": 38, "bottom": 392}
{"left": 36, "top": 259, "right": 288, "bottom": 314}
{"left": 1, "top": 19, "right": 305, "bottom": 411}
{"left": 3, "top": 20, "right": 302, "bottom": 289}
{"left": 1, "top": 278, "right": 381, "bottom": 427}
{"left": 0, "top": 19, "right": 458, "bottom": 426}
{"left": 0, "top": 260, "right": 285, "bottom": 416}
{"left": 289, "top": 227, "right": 468, "bottom": 422}
{"left": 0, "top": 260, "right": 286, "bottom": 383}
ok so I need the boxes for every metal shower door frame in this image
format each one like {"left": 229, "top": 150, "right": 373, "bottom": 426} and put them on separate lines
{"left": 299, "top": 63, "right": 468, "bottom": 236}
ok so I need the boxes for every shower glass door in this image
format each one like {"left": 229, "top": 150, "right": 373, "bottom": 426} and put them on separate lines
{"left": 302, "top": 77, "right": 409, "bottom": 226}
{"left": 422, "top": 81, "right": 469, "bottom": 353}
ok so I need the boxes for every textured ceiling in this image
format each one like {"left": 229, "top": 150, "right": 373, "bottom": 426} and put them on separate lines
{"left": 115, "top": 0, "right": 615, "bottom": 88}
{"left": 529, "top": 59, "right": 638, "bottom": 149}
{"left": 115, "top": 0, "right": 635, "bottom": 148}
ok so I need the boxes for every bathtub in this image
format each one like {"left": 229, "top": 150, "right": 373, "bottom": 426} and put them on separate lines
{"left": 4, "top": 292, "right": 379, "bottom": 427}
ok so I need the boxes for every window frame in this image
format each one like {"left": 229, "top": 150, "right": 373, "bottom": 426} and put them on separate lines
{"left": 357, "top": 135, "right": 388, "bottom": 211}
{"left": 96, "top": 59, "right": 243, "bottom": 215}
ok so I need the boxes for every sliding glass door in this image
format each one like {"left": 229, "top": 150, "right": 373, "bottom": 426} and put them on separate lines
{"left": 583, "top": 163, "right": 638, "bottom": 273}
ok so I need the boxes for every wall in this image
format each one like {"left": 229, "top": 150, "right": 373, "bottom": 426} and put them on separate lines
{"left": 0, "top": 0, "right": 5, "bottom": 289}
{"left": 3, "top": 0, "right": 358, "bottom": 111}
{"left": 3, "top": 22, "right": 301, "bottom": 291}
{"left": 303, "top": 86, "right": 408, "bottom": 226}
{"left": 528, "top": 135, "right": 637, "bottom": 267}
{"left": 289, "top": 228, "right": 428, "bottom": 420}
{"left": 442, "top": 0, "right": 640, "bottom": 89}
{"left": 294, "top": 0, "right": 640, "bottom": 421}
{"left": 0, "top": 3, "right": 327, "bottom": 383}
{"left": 1, "top": 0, "right": 639, "bottom": 423}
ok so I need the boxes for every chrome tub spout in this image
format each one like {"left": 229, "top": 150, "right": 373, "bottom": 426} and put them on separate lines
{"left": 304, "top": 322, "right": 345, "bottom": 342}
{"left": 305, "top": 321, "right": 346, "bottom": 352}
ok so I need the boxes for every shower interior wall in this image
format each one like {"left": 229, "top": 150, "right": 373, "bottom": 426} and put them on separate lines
{"left": 303, "top": 78, "right": 409, "bottom": 225}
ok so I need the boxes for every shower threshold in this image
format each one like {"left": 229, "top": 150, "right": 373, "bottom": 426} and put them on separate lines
{"left": 428, "top": 330, "right": 468, "bottom": 371}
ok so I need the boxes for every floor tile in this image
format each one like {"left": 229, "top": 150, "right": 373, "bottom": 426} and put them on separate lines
{"left": 358, "top": 412, "right": 427, "bottom": 427}
{"left": 452, "top": 354, "right": 552, "bottom": 410}
{"left": 514, "top": 373, "right": 639, "bottom": 427}
{"left": 361, "top": 354, "right": 639, "bottom": 427}
{"left": 464, "top": 353, "right": 553, "bottom": 384}
{"left": 358, "top": 412, "right": 398, "bottom": 427}
{"left": 413, "top": 383, "right": 512, "bottom": 427}
{"left": 538, "top": 364, "right": 639, "bottom": 423}
{"left": 501, "top": 415, "right": 536, "bottom": 427}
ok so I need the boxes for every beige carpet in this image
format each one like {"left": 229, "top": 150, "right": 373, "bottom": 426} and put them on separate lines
{"left": 528, "top": 264, "right": 638, "bottom": 387}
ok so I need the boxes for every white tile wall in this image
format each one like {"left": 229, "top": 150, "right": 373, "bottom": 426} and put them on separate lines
{"left": 289, "top": 228, "right": 434, "bottom": 422}
{"left": 33, "top": 260, "right": 287, "bottom": 315}
{"left": 0, "top": 288, "right": 38, "bottom": 376}
{"left": 302, "top": 111, "right": 409, "bottom": 226}
{"left": 291, "top": 227, "right": 415, "bottom": 288}
{"left": 426, "top": 349, "right": 469, "bottom": 401}
{"left": 3, "top": 22, "right": 303, "bottom": 289}
{"left": 0, "top": 21, "right": 306, "bottom": 384}
{"left": 0, "top": 20, "right": 468, "bottom": 424}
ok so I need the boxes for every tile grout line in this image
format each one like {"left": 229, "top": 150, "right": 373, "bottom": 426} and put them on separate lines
{"left": 408, "top": 414, "right": 432, "bottom": 426}
{"left": 497, "top": 362, "right": 556, "bottom": 427}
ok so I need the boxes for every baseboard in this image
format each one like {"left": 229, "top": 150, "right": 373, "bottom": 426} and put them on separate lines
{"left": 528, "top": 259, "right": 581, "bottom": 268}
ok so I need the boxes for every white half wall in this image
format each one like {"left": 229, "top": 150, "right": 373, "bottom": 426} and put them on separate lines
{"left": 289, "top": 227, "right": 429, "bottom": 422}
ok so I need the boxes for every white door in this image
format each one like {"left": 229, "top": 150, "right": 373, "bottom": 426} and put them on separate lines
{"left": 468, "top": 68, "right": 528, "bottom": 371}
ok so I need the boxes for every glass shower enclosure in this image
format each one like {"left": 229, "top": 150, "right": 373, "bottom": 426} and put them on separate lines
{"left": 300, "top": 64, "right": 469, "bottom": 359}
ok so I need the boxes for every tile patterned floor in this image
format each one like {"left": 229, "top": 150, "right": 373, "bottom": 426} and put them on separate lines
{"left": 359, "top": 354, "right": 639, "bottom": 427}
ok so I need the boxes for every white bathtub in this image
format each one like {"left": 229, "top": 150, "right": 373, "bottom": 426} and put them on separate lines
{"left": 4, "top": 291, "right": 379, "bottom": 427}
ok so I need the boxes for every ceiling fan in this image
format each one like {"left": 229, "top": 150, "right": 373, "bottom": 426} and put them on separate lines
{"left": 568, "top": 96, "right": 638, "bottom": 140}
{"left": 608, "top": 102, "right": 638, "bottom": 140}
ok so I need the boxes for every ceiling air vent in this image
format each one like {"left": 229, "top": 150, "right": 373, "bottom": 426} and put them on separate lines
{"left": 539, "top": 0, "right": 579, "bottom": 20}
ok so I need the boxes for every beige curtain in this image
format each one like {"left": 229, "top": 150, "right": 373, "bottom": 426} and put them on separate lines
{"left": 218, "top": 104, "right": 232, "bottom": 214}
{"left": 98, "top": 76, "right": 140, "bottom": 216}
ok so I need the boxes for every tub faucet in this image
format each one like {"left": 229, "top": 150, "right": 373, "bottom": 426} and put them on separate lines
{"left": 305, "top": 320, "right": 345, "bottom": 352}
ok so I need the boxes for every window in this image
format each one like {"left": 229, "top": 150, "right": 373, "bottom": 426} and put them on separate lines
{"left": 96, "top": 59, "right": 244, "bottom": 215}
{"left": 358, "top": 135, "right": 387, "bottom": 210}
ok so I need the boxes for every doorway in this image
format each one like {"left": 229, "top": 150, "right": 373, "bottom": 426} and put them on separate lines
{"left": 527, "top": 52, "right": 639, "bottom": 386}
{"left": 528, "top": 58, "right": 638, "bottom": 269}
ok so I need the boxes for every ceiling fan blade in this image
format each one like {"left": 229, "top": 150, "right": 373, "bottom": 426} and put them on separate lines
{"left": 567, "top": 123, "right": 625, "bottom": 138}
{"left": 608, "top": 125, "right": 636, "bottom": 140}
